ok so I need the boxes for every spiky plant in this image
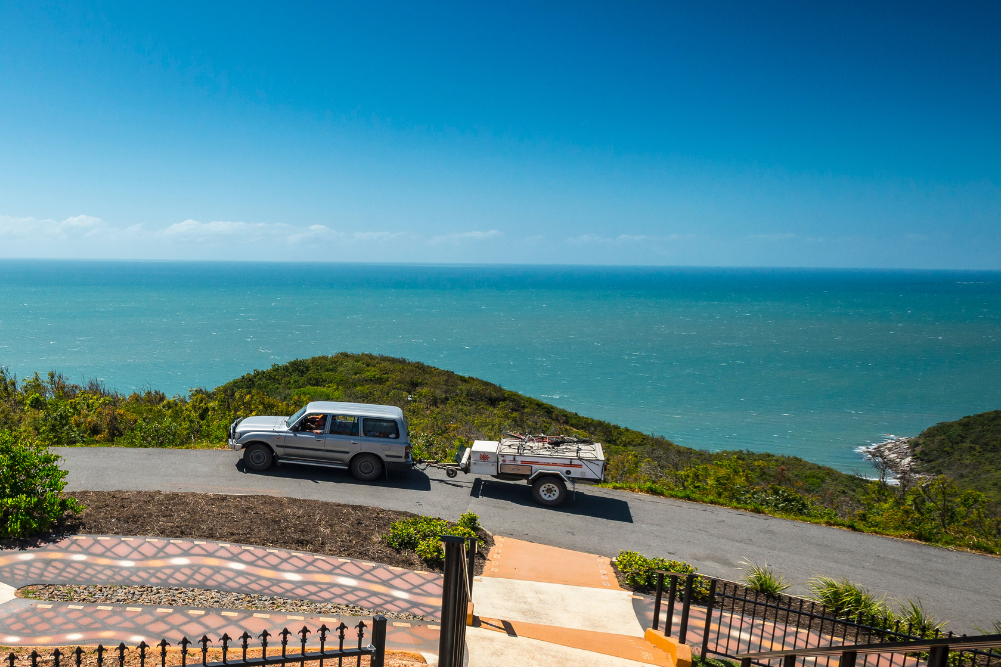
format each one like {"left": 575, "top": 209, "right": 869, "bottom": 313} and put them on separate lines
{"left": 739, "top": 558, "right": 791, "bottom": 597}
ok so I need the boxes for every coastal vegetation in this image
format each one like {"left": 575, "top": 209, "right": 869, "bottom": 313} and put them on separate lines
{"left": 910, "top": 410, "right": 1001, "bottom": 498}
{"left": 0, "top": 428, "right": 81, "bottom": 538}
{"left": 0, "top": 354, "right": 999, "bottom": 554}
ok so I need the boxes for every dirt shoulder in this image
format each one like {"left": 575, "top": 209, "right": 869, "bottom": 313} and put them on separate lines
{"left": 5, "top": 491, "right": 491, "bottom": 575}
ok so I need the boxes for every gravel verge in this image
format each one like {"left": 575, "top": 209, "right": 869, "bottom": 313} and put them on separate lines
{"left": 17, "top": 584, "right": 428, "bottom": 621}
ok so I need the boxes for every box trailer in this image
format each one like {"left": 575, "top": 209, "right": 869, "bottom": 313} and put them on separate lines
{"left": 448, "top": 433, "right": 606, "bottom": 506}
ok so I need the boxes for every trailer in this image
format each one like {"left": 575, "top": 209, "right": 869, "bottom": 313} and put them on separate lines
{"left": 448, "top": 433, "right": 606, "bottom": 506}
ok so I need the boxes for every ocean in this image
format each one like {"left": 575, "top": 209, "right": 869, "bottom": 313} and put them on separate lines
{"left": 1, "top": 260, "right": 998, "bottom": 472}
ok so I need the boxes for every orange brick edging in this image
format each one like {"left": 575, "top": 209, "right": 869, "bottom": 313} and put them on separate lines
{"left": 644, "top": 628, "right": 693, "bottom": 667}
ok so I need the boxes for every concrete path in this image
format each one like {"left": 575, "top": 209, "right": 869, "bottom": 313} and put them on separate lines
{"left": 468, "top": 536, "right": 673, "bottom": 666}
{"left": 56, "top": 447, "right": 1001, "bottom": 632}
{"left": 0, "top": 536, "right": 439, "bottom": 655}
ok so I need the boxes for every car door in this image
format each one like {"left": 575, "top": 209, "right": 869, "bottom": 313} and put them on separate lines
{"left": 358, "top": 417, "right": 405, "bottom": 462}
{"left": 281, "top": 413, "right": 329, "bottom": 461}
{"left": 324, "top": 415, "right": 360, "bottom": 464}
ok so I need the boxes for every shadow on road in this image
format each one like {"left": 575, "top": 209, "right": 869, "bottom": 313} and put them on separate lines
{"left": 472, "top": 478, "right": 634, "bottom": 523}
{"left": 235, "top": 460, "right": 433, "bottom": 491}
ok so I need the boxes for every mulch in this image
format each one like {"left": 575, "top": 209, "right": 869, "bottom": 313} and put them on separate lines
{"left": 5, "top": 491, "right": 492, "bottom": 575}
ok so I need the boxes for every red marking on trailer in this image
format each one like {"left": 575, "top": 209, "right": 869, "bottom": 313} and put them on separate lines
{"left": 517, "top": 460, "right": 583, "bottom": 468}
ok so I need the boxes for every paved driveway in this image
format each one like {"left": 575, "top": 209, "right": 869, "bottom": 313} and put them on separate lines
{"left": 57, "top": 447, "right": 1001, "bottom": 632}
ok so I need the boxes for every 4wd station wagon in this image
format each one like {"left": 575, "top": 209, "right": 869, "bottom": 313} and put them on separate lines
{"left": 228, "top": 401, "right": 412, "bottom": 481}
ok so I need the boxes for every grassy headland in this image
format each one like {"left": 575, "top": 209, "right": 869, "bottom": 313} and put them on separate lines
{"left": 1, "top": 353, "right": 999, "bottom": 554}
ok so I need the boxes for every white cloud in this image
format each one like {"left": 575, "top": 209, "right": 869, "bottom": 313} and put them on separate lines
{"left": 568, "top": 233, "right": 689, "bottom": 244}
{"left": 0, "top": 214, "right": 110, "bottom": 240}
{"left": 428, "top": 229, "right": 502, "bottom": 245}
{"left": 160, "top": 219, "right": 274, "bottom": 240}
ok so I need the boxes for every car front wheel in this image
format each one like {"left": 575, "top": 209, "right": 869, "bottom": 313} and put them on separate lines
{"left": 532, "top": 476, "right": 567, "bottom": 506}
{"left": 244, "top": 443, "right": 274, "bottom": 471}
{"left": 350, "top": 453, "right": 383, "bottom": 482}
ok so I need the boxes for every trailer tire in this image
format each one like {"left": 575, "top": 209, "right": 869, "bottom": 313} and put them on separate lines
{"left": 243, "top": 443, "right": 274, "bottom": 471}
{"left": 532, "top": 476, "right": 567, "bottom": 507}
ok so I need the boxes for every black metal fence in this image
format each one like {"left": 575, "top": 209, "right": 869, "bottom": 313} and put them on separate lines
{"left": 437, "top": 535, "right": 476, "bottom": 667}
{"left": 3, "top": 620, "right": 387, "bottom": 667}
{"left": 650, "top": 571, "right": 1001, "bottom": 667}
{"left": 736, "top": 632, "right": 1001, "bottom": 667}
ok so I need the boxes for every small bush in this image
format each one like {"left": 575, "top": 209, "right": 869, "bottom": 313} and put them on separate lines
{"left": 458, "top": 512, "right": 480, "bottom": 532}
{"left": 807, "top": 577, "right": 891, "bottom": 621}
{"left": 897, "top": 599, "right": 946, "bottom": 638}
{"left": 383, "top": 514, "right": 478, "bottom": 567}
{"left": 0, "top": 429, "right": 83, "bottom": 538}
{"left": 614, "top": 550, "right": 709, "bottom": 599}
{"left": 739, "top": 558, "right": 790, "bottom": 596}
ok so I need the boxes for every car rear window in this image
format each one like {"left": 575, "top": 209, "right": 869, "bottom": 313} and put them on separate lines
{"left": 363, "top": 418, "right": 399, "bottom": 439}
{"left": 330, "top": 415, "right": 359, "bottom": 436}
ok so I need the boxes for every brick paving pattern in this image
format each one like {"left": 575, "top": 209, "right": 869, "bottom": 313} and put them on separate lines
{"left": 0, "top": 536, "right": 441, "bottom": 653}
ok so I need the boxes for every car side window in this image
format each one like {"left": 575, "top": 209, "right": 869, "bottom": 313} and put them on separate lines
{"left": 330, "top": 415, "right": 359, "bottom": 436}
{"left": 363, "top": 418, "right": 399, "bottom": 439}
{"left": 299, "top": 414, "right": 328, "bottom": 434}
{"left": 296, "top": 412, "right": 328, "bottom": 434}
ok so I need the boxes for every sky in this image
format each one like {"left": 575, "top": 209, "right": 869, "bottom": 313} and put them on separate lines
{"left": 0, "top": 1, "right": 999, "bottom": 268}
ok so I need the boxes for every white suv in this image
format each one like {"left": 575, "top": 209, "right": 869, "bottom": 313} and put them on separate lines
{"left": 228, "top": 401, "right": 412, "bottom": 481}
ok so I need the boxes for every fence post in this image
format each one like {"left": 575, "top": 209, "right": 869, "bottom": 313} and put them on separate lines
{"left": 370, "top": 615, "right": 387, "bottom": 667}
{"left": 679, "top": 574, "right": 695, "bottom": 645}
{"left": 839, "top": 650, "right": 857, "bottom": 667}
{"left": 438, "top": 536, "right": 469, "bottom": 667}
{"left": 701, "top": 578, "right": 718, "bottom": 658}
{"left": 928, "top": 645, "right": 950, "bottom": 667}
{"left": 666, "top": 575, "right": 679, "bottom": 638}
{"left": 783, "top": 653, "right": 796, "bottom": 667}
{"left": 653, "top": 572, "right": 665, "bottom": 631}
{"left": 467, "top": 537, "right": 477, "bottom": 595}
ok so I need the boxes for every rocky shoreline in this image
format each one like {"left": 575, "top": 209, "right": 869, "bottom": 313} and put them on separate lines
{"left": 858, "top": 435, "right": 926, "bottom": 484}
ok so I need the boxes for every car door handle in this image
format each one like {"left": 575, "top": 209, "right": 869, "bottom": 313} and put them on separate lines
{"left": 351, "top": 441, "right": 359, "bottom": 444}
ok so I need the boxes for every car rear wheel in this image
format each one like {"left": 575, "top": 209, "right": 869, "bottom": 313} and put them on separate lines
{"left": 351, "top": 453, "right": 383, "bottom": 482}
{"left": 532, "top": 476, "right": 567, "bottom": 506}
{"left": 244, "top": 443, "right": 274, "bottom": 471}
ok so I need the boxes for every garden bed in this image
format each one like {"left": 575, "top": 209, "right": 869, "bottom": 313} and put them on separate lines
{"left": 6, "top": 491, "right": 492, "bottom": 575}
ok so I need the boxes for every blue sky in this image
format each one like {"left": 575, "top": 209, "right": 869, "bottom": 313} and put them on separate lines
{"left": 1, "top": 1, "right": 999, "bottom": 267}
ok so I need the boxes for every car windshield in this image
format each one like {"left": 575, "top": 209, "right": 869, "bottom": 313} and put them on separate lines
{"left": 285, "top": 405, "right": 308, "bottom": 428}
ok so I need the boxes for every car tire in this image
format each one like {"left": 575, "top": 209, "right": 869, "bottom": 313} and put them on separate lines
{"left": 244, "top": 443, "right": 274, "bottom": 471}
{"left": 351, "top": 453, "right": 383, "bottom": 482}
{"left": 532, "top": 476, "right": 567, "bottom": 507}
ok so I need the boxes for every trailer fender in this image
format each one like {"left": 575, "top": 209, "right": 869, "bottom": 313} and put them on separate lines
{"left": 527, "top": 469, "right": 571, "bottom": 482}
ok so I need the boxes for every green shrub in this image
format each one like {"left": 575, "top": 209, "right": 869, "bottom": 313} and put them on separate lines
{"left": 384, "top": 514, "right": 479, "bottom": 566}
{"left": 0, "top": 429, "right": 83, "bottom": 538}
{"left": 807, "top": 577, "right": 892, "bottom": 621}
{"left": 458, "top": 512, "right": 480, "bottom": 532}
{"left": 739, "top": 559, "right": 790, "bottom": 596}
{"left": 614, "top": 550, "right": 708, "bottom": 599}
{"left": 897, "top": 599, "right": 946, "bottom": 638}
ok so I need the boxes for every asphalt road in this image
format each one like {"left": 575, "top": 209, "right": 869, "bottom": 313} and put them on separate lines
{"left": 56, "top": 447, "right": 1001, "bottom": 632}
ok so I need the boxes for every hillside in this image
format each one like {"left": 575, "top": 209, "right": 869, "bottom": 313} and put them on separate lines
{"left": 214, "top": 353, "right": 866, "bottom": 503}
{"left": 911, "top": 410, "right": 1001, "bottom": 498}
{"left": 2, "top": 353, "right": 999, "bottom": 554}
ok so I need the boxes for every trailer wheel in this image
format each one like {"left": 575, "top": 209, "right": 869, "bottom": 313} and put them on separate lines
{"left": 446, "top": 468, "right": 458, "bottom": 478}
{"left": 532, "top": 476, "right": 567, "bottom": 507}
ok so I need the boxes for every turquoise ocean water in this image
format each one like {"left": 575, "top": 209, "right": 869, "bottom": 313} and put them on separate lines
{"left": 1, "top": 260, "right": 999, "bottom": 472}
